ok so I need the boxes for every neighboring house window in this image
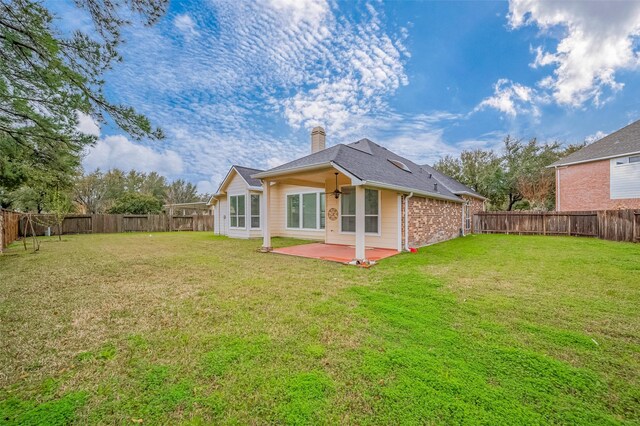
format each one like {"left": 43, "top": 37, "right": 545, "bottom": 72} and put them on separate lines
{"left": 287, "top": 192, "right": 325, "bottom": 230}
{"left": 250, "top": 194, "right": 260, "bottom": 229}
{"left": 340, "top": 186, "right": 379, "bottom": 233}
{"left": 616, "top": 156, "right": 640, "bottom": 165}
{"left": 229, "top": 195, "right": 246, "bottom": 228}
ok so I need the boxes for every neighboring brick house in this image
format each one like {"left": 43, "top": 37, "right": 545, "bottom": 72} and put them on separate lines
{"left": 210, "top": 127, "right": 487, "bottom": 262}
{"left": 550, "top": 119, "right": 640, "bottom": 211}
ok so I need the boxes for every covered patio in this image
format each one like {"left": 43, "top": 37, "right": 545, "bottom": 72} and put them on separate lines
{"left": 272, "top": 243, "right": 399, "bottom": 264}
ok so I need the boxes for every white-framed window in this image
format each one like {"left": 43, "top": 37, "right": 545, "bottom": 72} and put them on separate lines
{"left": 340, "top": 186, "right": 380, "bottom": 234}
{"left": 229, "top": 194, "right": 246, "bottom": 228}
{"left": 616, "top": 155, "right": 640, "bottom": 165}
{"left": 286, "top": 192, "right": 325, "bottom": 230}
{"left": 250, "top": 194, "right": 260, "bottom": 229}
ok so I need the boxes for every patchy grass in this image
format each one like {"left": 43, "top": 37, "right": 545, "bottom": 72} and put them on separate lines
{"left": 0, "top": 233, "right": 638, "bottom": 424}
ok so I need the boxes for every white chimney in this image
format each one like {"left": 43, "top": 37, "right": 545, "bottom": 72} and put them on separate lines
{"left": 311, "top": 127, "right": 326, "bottom": 153}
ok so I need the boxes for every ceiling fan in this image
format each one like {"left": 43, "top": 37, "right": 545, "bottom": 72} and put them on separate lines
{"left": 325, "top": 172, "right": 342, "bottom": 199}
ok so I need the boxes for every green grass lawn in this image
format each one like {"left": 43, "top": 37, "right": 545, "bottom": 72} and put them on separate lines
{"left": 0, "top": 233, "right": 638, "bottom": 425}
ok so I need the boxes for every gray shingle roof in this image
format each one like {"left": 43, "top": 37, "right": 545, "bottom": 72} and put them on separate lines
{"left": 550, "top": 119, "right": 640, "bottom": 167}
{"left": 419, "top": 164, "right": 486, "bottom": 199}
{"left": 233, "top": 165, "right": 263, "bottom": 188}
{"left": 254, "top": 139, "right": 472, "bottom": 202}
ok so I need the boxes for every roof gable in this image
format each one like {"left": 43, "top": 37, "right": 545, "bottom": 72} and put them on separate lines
{"left": 233, "top": 165, "right": 263, "bottom": 187}
{"left": 215, "top": 165, "right": 264, "bottom": 195}
{"left": 550, "top": 119, "right": 640, "bottom": 167}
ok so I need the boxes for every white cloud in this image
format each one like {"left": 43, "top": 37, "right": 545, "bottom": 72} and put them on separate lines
{"left": 76, "top": 112, "right": 100, "bottom": 137}
{"left": 267, "top": 0, "right": 329, "bottom": 24}
{"left": 196, "top": 179, "right": 217, "bottom": 195}
{"left": 345, "top": 112, "right": 463, "bottom": 165}
{"left": 279, "top": 5, "right": 409, "bottom": 136}
{"left": 508, "top": 0, "right": 640, "bottom": 107}
{"left": 585, "top": 130, "right": 606, "bottom": 143}
{"left": 475, "top": 78, "right": 541, "bottom": 117}
{"left": 173, "top": 14, "right": 198, "bottom": 38}
{"left": 83, "top": 135, "right": 184, "bottom": 177}
{"left": 105, "top": 1, "right": 410, "bottom": 188}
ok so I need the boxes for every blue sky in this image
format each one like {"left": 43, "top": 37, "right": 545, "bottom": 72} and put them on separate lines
{"left": 57, "top": 0, "right": 640, "bottom": 193}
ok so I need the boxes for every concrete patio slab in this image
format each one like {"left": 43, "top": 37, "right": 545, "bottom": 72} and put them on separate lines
{"left": 272, "top": 243, "right": 399, "bottom": 264}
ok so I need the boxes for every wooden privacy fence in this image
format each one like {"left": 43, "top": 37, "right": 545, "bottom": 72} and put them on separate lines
{"left": 0, "top": 209, "right": 21, "bottom": 251}
{"left": 18, "top": 213, "right": 214, "bottom": 237}
{"left": 474, "top": 210, "right": 639, "bottom": 243}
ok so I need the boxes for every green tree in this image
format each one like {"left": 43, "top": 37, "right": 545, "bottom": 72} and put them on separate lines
{"left": 434, "top": 149, "right": 503, "bottom": 208}
{"left": 140, "top": 171, "right": 167, "bottom": 200}
{"left": 502, "top": 137, "right": 564, "bottom": 211}
{"left": 165, "top": 179, "right": 199, "bottom": 204}
{"left": 47, "top": 186, "right": 73, "bottom": 240}
{"left": 0, "top": 0, "right": 166, "bottom": 198}
{"left": 73, "top": 170, "right": 108, "bottom": 214}
{"left": 108, "top": 192, "right": 162, "bottom": 214}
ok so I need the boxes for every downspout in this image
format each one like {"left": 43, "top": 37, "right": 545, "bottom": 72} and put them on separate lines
{"left": 555, "top": 166, "right": 560, "bottom": 211}
{"left": 404, "top": 192, "right": 414, "bottom": 251}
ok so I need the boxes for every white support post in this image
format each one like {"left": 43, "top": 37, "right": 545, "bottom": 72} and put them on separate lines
{"left": 355, "top": 185, "right": 366, "bottom": 262}
{"left": 262, "top": 180, "right": 272, "bottom": 251}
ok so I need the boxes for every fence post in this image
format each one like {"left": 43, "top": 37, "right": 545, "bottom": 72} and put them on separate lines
{"left": 567, "top": 215, "right": 571, "bottom": 236}
{"left": 0, "top": 210, "right": 4, "bottom": 253}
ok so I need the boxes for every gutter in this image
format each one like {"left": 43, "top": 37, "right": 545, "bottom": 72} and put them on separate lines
{"left": 252, "top": 162, "right": 333, "bottom": 179}
{"left": 363, "top": 181, "right": 464, "bottom": 203}
{"left": 547, "top": 150, "right": 640, "bottom": 168}
{"left": 454, "top": 190, "right": 488, "bottom": 201}
{"left": 404, "top": 192, "right": 413, "bottom": 251}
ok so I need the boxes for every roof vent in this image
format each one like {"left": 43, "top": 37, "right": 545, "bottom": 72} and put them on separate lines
{"left": 434, "top": 183, "right": 438, "bottom": 191}
{"left": 428, "top": 173, "right": 432, "bottom": 179}
{"left": 388, "top": 159, "right": 411, "bottom": 172}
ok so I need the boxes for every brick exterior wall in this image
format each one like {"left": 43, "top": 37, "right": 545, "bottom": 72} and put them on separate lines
{"left": 461, "top": 195, "right": 485, "bottom": 233}
{"left": 407, "top": 196, "right": 463, "bottom": 247}
{"left": 556, "top": 160, "right": 640, "bottom": 211}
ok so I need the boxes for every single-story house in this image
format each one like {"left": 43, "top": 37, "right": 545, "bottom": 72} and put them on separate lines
{"left": 549, "top": 119, "right": 640, "bottom": 211}
{"left": 210, "top": 165, "right": 264, "bottom": 239}
{"left": 210, "top": 127, "right": 486, "bottom": 263}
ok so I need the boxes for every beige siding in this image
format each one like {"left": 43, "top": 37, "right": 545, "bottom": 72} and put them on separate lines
{"left": 215, "top": 170, "right": 263, "bottom": 239}
{"left": 248, "top": 190, "right": 263, "bottom": 239}
{"left": 270, "top": 183, "right": 326, "bottom": 241}
{"left": 268, "top": 174, "right": 401, "bottom": 249}
{"left": 325, "top": 186, "right": 400, "bottom": 250}
{"left": 226, "top": 172, "right": 250, "bottom": 238}
{"left": 216, "top": 196, "right": 228, "bottom": 235}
